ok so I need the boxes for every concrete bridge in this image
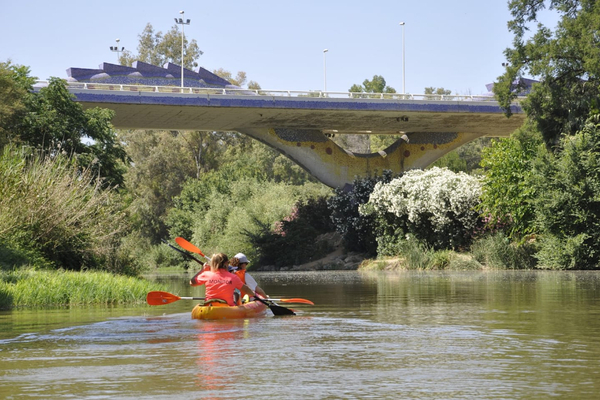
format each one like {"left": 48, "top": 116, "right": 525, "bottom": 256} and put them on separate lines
{"left": 55, "top": 61, "right": 526, "bottom": 189}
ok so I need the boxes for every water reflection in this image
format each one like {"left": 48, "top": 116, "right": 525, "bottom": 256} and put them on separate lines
{"left": 1, "top": 270, "right": 600, "bottom": 398}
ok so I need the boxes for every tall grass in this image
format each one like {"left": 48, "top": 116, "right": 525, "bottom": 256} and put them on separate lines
{"left": 0, "top": 269, "right": 165, "bottom": 309}
{"left": 471, "top": 232, "right": 537, "bottom": 269}
{"left": 0, "top": 145, "right": 131, "bottom": 272}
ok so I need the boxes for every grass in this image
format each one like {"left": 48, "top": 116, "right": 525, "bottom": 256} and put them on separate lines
{"left": 0, "top": 269, "right": 166, "bottom": 309}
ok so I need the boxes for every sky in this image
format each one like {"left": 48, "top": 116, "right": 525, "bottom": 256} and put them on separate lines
{"left": 1, "top": 0, "right": 558, "bottom": 95}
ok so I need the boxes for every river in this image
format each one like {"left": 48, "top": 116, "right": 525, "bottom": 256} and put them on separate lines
{"left": 1, "top": 270, "right": 600, "bottom": 399}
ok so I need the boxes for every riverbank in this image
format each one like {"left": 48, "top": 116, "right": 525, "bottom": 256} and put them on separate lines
{"left": 0, "top": 269, "right": 165, "bottom": 309}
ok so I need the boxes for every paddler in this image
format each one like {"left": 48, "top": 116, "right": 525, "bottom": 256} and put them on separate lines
{"left": 229, "top": 253, "right": 268, "bottom": 301}
{"left": 190, "top": 253, "right": 255, "bottom": 306}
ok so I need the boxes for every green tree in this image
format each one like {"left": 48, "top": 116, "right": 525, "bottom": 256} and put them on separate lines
{"left": 1, "top": 66, "right": 127, "bottom": 188}
{"left": 532, "top": 115, "right": 600, "bottom": 269}
{"left": 479, "top": 123, "right": 545, "bottom": 239}
{"left": 494, "top": 0, "right": 600, "bottom": 147}
{"left": 424, "top": 87, "right": 453, "bottom": 100}
{"left": 0, "top": 61, "right": 34, "bottom": 148}
{"left": 349, "top": 75, "right": 397, "bottom": 94}
{"left": 120, "top": 23, "right": 203, "bottom": 69}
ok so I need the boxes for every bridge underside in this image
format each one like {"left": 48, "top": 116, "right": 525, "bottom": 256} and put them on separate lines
{"left": 71, "top": 90, "right": 525, "bottom": 188}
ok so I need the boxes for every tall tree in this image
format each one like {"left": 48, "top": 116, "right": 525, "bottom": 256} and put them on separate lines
{"left": 0, "top": 61, "right": 33, "bottom": 148}
{"left": 349, "top": 75, "right": 397, "bottom": 94}
{"left": 494, "top": 0, "right": 600, "bottom": 147}
{"left": 120, "top": 23, "right": 203, "bottom": 69}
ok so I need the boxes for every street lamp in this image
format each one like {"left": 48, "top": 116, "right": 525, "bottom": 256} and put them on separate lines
{"left": 399, "top": 22, "right": 405, "bottom": 94}
{"left": 109, "top": 38, "right": 124, "bottom": 64}
{"left": 323, "top": 49, "right": 328, "bottom": 93}
{"left": 175, "top": 10, "right": 191, "bottom": 88}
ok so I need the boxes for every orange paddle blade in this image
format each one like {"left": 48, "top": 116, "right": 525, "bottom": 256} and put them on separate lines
{"left": 175, "top": 237, "right": 207, "bottom": 258}
{"left": 278, "top": 298, "right": 315, "bottom": 305}
{"left": 146, "top": 291, "right": 182, "bottom": 306}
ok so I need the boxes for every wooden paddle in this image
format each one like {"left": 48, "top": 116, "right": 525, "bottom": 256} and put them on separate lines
{"left": 147, "top": 291, "right": 314, "bottom": 306}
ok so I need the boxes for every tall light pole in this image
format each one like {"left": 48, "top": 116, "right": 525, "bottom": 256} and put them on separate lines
{"left": 399, "top": 22, "right": 405, "bottom": 94}
{"left": 109, "top": 38, "right": 124, "bottom": 64}
{"left": 175, "top": 11, "right": 191, "bottom": 88}
{"left": 323, "top": 49, "right": 329, "bottom": 93}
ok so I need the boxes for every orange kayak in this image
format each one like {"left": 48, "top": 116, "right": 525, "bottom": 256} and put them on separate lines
{"left": 191, "top": 300, "right": 268, "bottom": 320}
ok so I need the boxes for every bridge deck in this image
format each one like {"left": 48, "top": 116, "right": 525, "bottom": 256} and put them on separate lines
{"left": 62, "top": 85, "right": 524, "bottom": 136}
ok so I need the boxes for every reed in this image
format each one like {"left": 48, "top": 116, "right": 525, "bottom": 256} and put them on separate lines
{"left": 0, "top": 270, "right": 165, "bottom": 309}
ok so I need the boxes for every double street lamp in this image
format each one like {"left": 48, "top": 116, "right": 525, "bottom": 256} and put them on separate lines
{"left": 109, "top": 38, "right": 124, "bottom": 63}
{"left": 175, "top": 10, "right": 191, "bottom": 88}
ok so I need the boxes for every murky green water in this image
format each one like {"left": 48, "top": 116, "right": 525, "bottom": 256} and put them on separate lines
{"left": 1, "top": 270, "right": 600, "bottom": 399}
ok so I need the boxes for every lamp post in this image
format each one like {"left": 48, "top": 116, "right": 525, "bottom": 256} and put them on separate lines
{"left": 109, "top": 38, "right": 124, "bottom": 63}
{"left": 175, "top": 11, "right": 191, "bottom": 88}
{"left": 323, "top": 49, "right": 328, "bottom": 93}
{"left": 399, "top": 22, "right": 405, "bottom": 94}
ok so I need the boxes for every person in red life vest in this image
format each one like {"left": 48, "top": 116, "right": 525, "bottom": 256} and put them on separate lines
{"left": 190, "top": 252, "right": 255, "bottom": 306}
{"left": 229, "top": 253, "right": 268, "bottom": 300}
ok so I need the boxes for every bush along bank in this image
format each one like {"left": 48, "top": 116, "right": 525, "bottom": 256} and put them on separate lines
{"left": 0, "top": 269, "right": 165, "bottom": 309}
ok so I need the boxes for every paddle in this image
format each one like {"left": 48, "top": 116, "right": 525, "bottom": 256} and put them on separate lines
{"left": 147, "top": 291, "right": 205, "bottom": 305}
{"left": 161, "top": 239, "right": 205, "bottom": 266}
{"left": 147, "top": 291, "right": 313, "bottom": 306}
{"left": 170, "top": 238, "right": 305, "bottom": 316}
{"left": 175, "top": 237, "right": 210, "bottom": 261}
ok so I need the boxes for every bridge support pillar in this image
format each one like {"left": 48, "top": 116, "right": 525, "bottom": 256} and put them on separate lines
{"left": 237, "top": 128, "right": 484, "bottom": 189}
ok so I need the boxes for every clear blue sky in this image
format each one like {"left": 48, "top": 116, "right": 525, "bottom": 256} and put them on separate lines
{"left": 1, "top": 1, "right": 557, "bottom": 95}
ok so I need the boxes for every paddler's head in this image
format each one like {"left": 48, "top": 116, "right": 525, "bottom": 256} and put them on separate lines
{"left": 210, "top": 253, "right": 229, "bottom": 271}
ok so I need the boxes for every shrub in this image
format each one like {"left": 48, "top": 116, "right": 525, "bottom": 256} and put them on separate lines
{"left": 0, "top": 146, "right": 130, "bottom": 272}
{"left": 361, "top": 167, "right": 483, "bottom": 251}
{"left": 471, "top": 232, "right": 537, "bottom": 270}
{"left": 327, "top": 171, "right": 394, "bottom": 255}
{"left": 247, "top": 196, "right": 334, "bottom": 268}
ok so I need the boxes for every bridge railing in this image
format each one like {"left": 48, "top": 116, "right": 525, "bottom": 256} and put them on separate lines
{"left": 35, "top": 81, "right": 514, "bottom": 102}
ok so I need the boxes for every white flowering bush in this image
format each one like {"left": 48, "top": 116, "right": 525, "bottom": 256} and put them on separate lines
{"left": 360, "top": 167, "right": 483, "bottom": 252}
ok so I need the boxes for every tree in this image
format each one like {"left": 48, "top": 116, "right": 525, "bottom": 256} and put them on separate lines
{"left": 120, "top": 23, "right": 203, "bottom": 69}
{"left": 349, "top": 75, "right": 396, "bottom": 94}
{"left": 424, "top": 86, "right": 453, "bottom": 100}
{"left": 494, "top": 0, "right": 600, "bottom": 147}
{"left": 1, "top": 65, "right": 127, "bottom": 188}
{"left": 531, "top": 115, "right": 600, "bottom": 269}
{"left": 0, "top": 61, "right": 34, "bottom": 148}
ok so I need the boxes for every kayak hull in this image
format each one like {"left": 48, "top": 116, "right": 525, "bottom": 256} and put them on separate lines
{"left": 191, "top": 300, "right": 268, "bottom": 320}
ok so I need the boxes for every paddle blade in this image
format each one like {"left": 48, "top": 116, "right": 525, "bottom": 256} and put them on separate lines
{"left": 269, "top": 303, "right": 296, "bottom": 316}
{"left": 175, "top": 237, "right": 207, "bottom": 258}
{"left": 146, "top": 291, "right": 182, "bottom": 306}
{"left": 278, "top": 298, "right": 314, "bottom": 305}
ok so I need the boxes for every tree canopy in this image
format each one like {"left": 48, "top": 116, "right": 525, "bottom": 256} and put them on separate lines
{"left": 494, "top": 0, "right": 600, "bottom": 147}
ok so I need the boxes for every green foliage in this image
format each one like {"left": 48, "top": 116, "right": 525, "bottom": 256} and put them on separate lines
{"left": 4, "top": 74, "right": 127, "bottom": 188}
{"left": 0, "top": 269, "right": 164, "bottom": 309}
{"left": 495, "top": 0, "right": 600, "bottom": 146}
{"left": 0, "top": 145, "right": 131, "bottom": 272}
{"left": 433, "top": 137, "right": 493, "bottom": 173}
{"left": 247, "top": 197, "right": 335, "bottom": 268}
{"left": 424, "top": 87, "right": 453, "bottom": 100}
{"left": 0, "top": 61, "right": 34, "bottom": 147}
{"left": 328, "top": 171, "right": 394, "bottom": 255}
{"left": 471, "top": 232, "right": 537, "bottom": 270}
{"left": 479, "top": 124, "right": 544, "bottom": 238}
{"left": 120, "top": 23, "right": 203, "bottom": 69}
{"left": 531, "top": 116, "right": 600, "bottom": 268}
{"left": 348, "top": 75, "right": 396, "bottom": 95}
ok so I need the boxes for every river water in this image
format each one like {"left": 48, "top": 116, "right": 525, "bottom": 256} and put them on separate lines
{"left": 1, "top": 270, "right": 600, "bottom": 399}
